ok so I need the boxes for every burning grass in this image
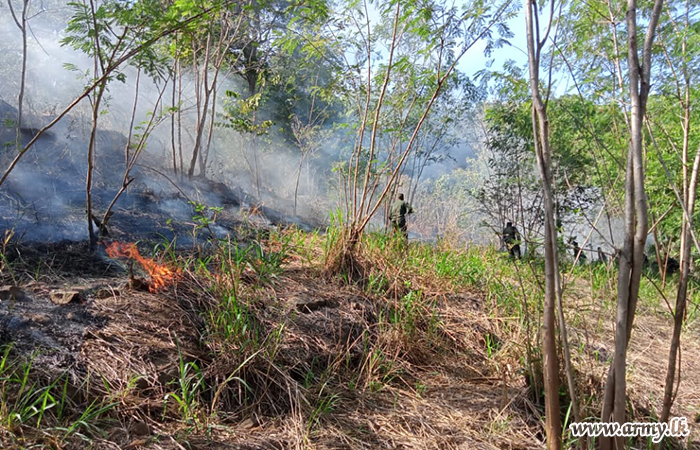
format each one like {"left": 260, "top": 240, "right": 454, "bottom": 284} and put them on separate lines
{"left": 0, "top": 223, "right": 545, "bottom": 446}
{"left": 4, "top": 226, "right": 697, "bottom": 449}
{"left": 0, "top": 225, "right": 539, "bottom": 449}
{"left": 103, "top": 241, "right": 181, "bottom": 292}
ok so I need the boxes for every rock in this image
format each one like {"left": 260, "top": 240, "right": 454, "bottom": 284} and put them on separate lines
{"left": 49, "top": 290, "right": 81, "bottom": 305}
{"left": 0, "top": 285, "right": 29, "bottom": 302}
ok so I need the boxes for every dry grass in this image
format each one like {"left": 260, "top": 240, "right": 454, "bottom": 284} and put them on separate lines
{"left": 0, "top": 232, "right": 548, "bottom": 449}
{"left": 8, "top": 232, "right": 700, "bottom": 449}
{"left": 560, "top": 265, "right": 700, "bottom": 448}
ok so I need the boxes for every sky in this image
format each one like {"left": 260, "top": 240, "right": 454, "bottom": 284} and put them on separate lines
{"left": 459, "top": 7, "right": 578, "bottom": 98}
{"left": 459, "top": 8, "right": 530, "bottom": 80}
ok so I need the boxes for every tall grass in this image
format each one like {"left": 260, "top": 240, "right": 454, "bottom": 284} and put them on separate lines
{"left": 166, "top": 229, "right": 301, "bottom": 418}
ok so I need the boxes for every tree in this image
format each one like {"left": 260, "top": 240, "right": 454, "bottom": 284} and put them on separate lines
{"left": 477, "top": 93, "right": 543, "bottom": 246}
{"left": 0, "top": 0, "right": 228, "bottom": 248}
{"left": 599, "top": 0, "right": 664, "bottom": 448}
{"left": 524, "top": 0, "right": 563, "bottom": 447}
{"left": 6, "top": 0, "right": 30, "bottom": 152}
{"left": 60, "top": 0, "right": 171, "bottom": 248}
{"left": 290, "top": 95, "right": 329, "bottom": 216}
{"left": 321, "top": 0, "right": 517, "bottom": 263}
{"left": 168, "top": 3, "right": 251, "bottom": 179}
{"left": 649, "top": 0, "right": 700, "bottom": 426}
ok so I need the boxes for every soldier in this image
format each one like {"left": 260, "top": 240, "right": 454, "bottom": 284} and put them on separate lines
{"left": 666, "top": 255, "right": 680, "bottom": 274}
{"left": 389, "top": 193, "right": 414, "bottom": 238}
{"left": 597, "top": 246, "right": 607, "bottom": 264}
{"left": 502, "top": 222, "right": 521, "bottom": 259}
{"left": 569, "top": 237, "right": 587, "bottom": 263}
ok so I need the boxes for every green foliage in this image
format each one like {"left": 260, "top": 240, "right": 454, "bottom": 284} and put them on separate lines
{"left": 209, "top": 291, "right": 260, "bottom": 346}
{"left": 164, "top": 338, "right": 206, "bottom": 426}
{"left": 0, "top": 345, "right": 117, "bottom": 445}
{"left": 61, "top": 0, "right": 170, "bottom": 83}
{"left": 220, "top": 91, "right": 274, "bottom": 135}
{"left": 306, "top": 382, "right": 339, "bottom": 434}
{"left": 189, "top": 202, "right": 223, "bottom": 241}
{"left": 477, "top": 72, "right": 610, "bottom": 242}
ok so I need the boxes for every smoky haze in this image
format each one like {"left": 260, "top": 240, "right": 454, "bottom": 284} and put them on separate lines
{"left": 0, "top": 0, "right": 500, "bottom": 246}
{"left": 0, "top": 2, "right": 342, "bottom": 243}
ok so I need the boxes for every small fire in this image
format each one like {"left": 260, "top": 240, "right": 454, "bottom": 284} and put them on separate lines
{"left": 104, "top": 241, "right": 179, "bottom": 292}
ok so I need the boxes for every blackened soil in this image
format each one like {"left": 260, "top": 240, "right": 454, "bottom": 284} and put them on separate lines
{"left": 0, "top": 286, "right": 105, "bottom": 373}
{"left": 0, "top": 241, "right": 120, "bottom": 373}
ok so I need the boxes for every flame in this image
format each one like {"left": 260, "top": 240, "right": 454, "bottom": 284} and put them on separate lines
{"left": 105, "top": 241, "right": 179, "bottom": 292}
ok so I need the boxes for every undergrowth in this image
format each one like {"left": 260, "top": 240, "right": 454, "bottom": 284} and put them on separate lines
{"left": 3, "top": 223, "right": 696, "bottom": 449}
{"left": 155, "top": 224, "right": 529, "bottom": 444}
{"left": 0, "top": 345, "right": 117, "bottom": 448}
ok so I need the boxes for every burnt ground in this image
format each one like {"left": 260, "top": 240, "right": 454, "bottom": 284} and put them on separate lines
{"left": 0, "top": 239, "right": 546, "bottom": 450}
{"left": 0, "top": 242, "right": 115, "bottom": 374}
{"left": 0, "top": 99, "right": 328, "bottom": 248}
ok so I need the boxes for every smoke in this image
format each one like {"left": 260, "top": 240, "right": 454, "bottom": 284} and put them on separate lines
{"left": 0, "top": 0, "right": 495, "bottom": 245}
{"left": 0, "top": 1, "right": 338, "bottom": 243}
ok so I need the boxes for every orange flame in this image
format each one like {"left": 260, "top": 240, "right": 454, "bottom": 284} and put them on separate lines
{"left": 105, "top": 242, "right": 179, "bottom": 292}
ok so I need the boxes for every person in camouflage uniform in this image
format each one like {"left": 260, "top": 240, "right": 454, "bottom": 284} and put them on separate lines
{"left": 597, "top": 246, "right": 608, "bottom": 264}
{"left": 569, "top": 237, "right": 587, "bottom": 264}
{"left": 389, "top": 193, "right": 414, "bottom": 238}
{"left": 502, "top": 222, "right": 521, "bottom": 259}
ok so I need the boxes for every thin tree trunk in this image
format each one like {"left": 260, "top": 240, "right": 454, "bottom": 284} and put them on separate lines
{"left": 0, "top": 3, "right": 226, "bottom": 189}
{"left": 102, "top": 74, "right": 169, "bottom": 229}
{"left": 658, "top": 3, "right": 695, "bottom": 424}
{"left": 171, "top": 46, "right": 179, "bottom": 174}
{"left": 600, "top": 0, "right": 663, "bottom": 447}
{"left": 86, "top": 82, "right": 107, "bottom": 249}
{"left": 294, "top": 154, "right": 305, "bottom": 216}
{"left": 177, "top": 58, "right": 184, "bottom": 175}
{"left": 197, "top": 18, "right": 230, "bottom": 178}
{"left": 525, "top": 1, "right": 562, "bottom": 447}
{"left": 188, "top": 35, "right": 209, "bottom": 179}
{"left": 125, "top": 69, "right": 141, "bottom": 165}
{"left": 356, "top": 0, "right": 401, "bottom": 219}
{"left": 13, "top": 0, "right": 29, "bottom": 151}
{"left": 659, "top": 151, "right": 700, "bottom": 424}
{"left": 201, "top": 83, "right": 218, "bottom": 176}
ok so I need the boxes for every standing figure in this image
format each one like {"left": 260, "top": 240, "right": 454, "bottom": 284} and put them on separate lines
{"left": 389, "top": 193, "right": 414, "bottom": 239}
{"left": 569, "top": 237, "right": 587, "bottom": 263}
{"left": 597, "top": 246, "right": 607, "bottom": 264}
{"left": 502, "top": 222, "right": 521, "bottom": 259}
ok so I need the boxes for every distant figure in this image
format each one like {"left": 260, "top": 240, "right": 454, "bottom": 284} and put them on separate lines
{"left": 662, "top": 255, "right": 680, "bottom": 275}
{"left": 389, "top": 193, "right": 414, "bottom": 238}
{"left": 597, "top": 246, "right": 607, "bottom": 264}
{"left": 502, "top": 222, "right": 521, "bottom": 259}
{"left": 570, "top": 237, "right": 587, "bottom": 263}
